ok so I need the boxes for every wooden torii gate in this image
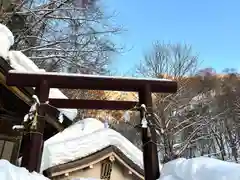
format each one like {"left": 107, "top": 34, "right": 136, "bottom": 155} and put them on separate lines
{"left": 6, "top": 70, "right": 177, "bottom": 180}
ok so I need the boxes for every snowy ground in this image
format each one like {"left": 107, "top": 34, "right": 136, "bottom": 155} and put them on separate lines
{"left": 4, "top": 157, "right": 240, "bottom": 180}
{"left": 0, "top": 160, "right": 49, "bottom": 180}
{"left": 0, "top": 159, "right": 100, "bottom": 180}
{"left": 159, "top": 157, "right": 240, "bottom": 180}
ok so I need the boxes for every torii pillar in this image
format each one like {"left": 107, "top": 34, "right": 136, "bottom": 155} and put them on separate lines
{"left": 139, "top": 84, "right": 160, "bottom": 180}
{"left": 21, "top": 80, "right": 49, "bottom": 172}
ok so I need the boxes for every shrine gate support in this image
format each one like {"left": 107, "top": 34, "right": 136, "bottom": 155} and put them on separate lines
{"left": 6, "top": 70, "right": 177, "bottom": 180}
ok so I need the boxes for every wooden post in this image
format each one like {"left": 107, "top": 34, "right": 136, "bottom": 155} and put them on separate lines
{"left": 138, "top": 84, "right": 160, "bottom": 180}
{"left": 21, "top": 80, "right": 49, "bottom": 172}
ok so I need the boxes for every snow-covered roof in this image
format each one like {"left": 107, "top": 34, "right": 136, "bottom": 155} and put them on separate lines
{"left": 41, "top": 118, "right": 146, "bottom": 172}
{"left": 0, "top": 159, "right": 49, "bottom": 180}
{"left": 0, "top": 23, "right": 77, "bottom": 121}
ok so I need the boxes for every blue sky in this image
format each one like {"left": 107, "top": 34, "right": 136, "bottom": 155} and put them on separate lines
{"left": 104, "top": 0, "right": 240, "bottom": 75}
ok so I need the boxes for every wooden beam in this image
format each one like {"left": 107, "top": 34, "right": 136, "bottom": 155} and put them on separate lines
{"left": 48, "top": 99, "right": 138, "bottom": 110}
{"left": 0, "top": 72, "right": 31, "bottom": 104}
{"left": 6, "top": 70, "right": 177, "bottom": 93}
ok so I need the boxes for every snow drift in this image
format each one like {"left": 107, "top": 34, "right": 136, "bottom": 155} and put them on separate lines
{"left": 0, "top": 159, "right": 100, "bottom": 180}
{"left": 159, "top": 157, "right": 240, "bottom": 180}
{"left": 0, "top": 160, "right": 49, "bottom": 180}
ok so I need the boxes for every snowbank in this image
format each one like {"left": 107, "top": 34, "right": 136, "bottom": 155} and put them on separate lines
{"left": 0, "top": 23, "right": 77, "bottom": 121}
{"left": 160, "top": 157, "right": 240, "bottom": 180}
{"left": 41, "top": 118, "right": 145, "bottom": 172}
{"left": 0, "top": 160, "right": 49, "bottom": 180}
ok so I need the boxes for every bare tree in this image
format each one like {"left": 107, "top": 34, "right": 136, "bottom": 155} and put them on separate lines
{"left": 3, "top": 0, "right": 121, "bottom": 74}
{"left": 135, "top": 42, "right": 209, "bottom": 162}
{"left": 0, "top": 0, "right": 124, "bottom": 120}
{"left": 214, "top": 71, "right": 240, "bottom": 162}
{"left": 137, "top": 42, "right": 198, "bottom": 78}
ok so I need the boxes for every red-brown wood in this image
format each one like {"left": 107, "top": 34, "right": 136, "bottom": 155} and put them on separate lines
{"left": 21, "top": 80, "right": 49, "bottom": 172}
{"left": 48, "top": 99, "right": 138, "bottom": 110}
{"left": 6, "top": 70, "right": 177, "bottom": 180}
{"left": 6, "top": 70, "right": 177, "bottom": 93}
{"left": 139, "top": 85, "right": 160, "bottom": 180}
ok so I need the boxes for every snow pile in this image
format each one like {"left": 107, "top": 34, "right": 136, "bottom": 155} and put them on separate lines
{"left": 41, "top": 118, "right": 145, "bottom": 172}
{"left": 45, "top": 118, "right": 105, "bottom": 145}
{"left": 0, "top": 159, "right": 49, "bottom": 180}
{"left": 0, "top": 24, "right": 14, "bottom": 60}
{"left": 160, "top": 157, "right": 240, "bottom": 180}
{"left": 0, "top": 23, "right": 77, "bottom": 121}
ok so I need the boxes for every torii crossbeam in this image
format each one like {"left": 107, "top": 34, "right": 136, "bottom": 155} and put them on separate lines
{"left": 6, "top": 70, "right": 177, "bottom": 180}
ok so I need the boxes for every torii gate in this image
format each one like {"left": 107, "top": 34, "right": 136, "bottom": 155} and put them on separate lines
{"left": 6, "top": 70, "right": 177, "bottom": 180}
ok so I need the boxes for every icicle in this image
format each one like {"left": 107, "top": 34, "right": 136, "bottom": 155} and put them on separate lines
{"left": 58, "top": 112, "right": 64, "bottom": 123}
{"left": 123, "top": 111, "right": 130, "bottom": 122}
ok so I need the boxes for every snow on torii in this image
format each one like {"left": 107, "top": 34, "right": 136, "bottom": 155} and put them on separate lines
{"left": 0, "top": 23, "right": 77, "bottom": 121}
